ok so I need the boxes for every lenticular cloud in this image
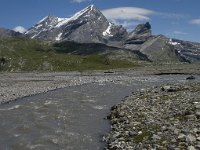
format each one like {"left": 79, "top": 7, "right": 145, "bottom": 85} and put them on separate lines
{"left": 102, "top": 7, "right": 155, "bottom": 21}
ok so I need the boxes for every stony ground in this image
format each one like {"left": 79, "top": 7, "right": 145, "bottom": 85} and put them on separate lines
{"left": 0, "top": 70, "right": 145, "bottom": 104}
{"left": 0, "top": 64, "right": 200, "bottom": 104}
{"left": 105, "top": 82, "right": 200, "bottom": 150}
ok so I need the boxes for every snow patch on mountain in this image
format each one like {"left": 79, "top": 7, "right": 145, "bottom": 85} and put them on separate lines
{"left": 13, "top": 26, "right": 27, "bottom": 33}
{"left": 103, "top": 23, "right": 113, "bottom": 37}
{"left": 55, "top": 33, "right": 63, "bottom": 41}
{"left": 38, "top": 16, "right": 49, "bottom": 24}
{"left": 49, "top": 5, "right": 94, "bottom": 28}
{"left": 55, "top": 18, "right": 70, "bottom": 28}
{"left": 169, "top": 39, "right": 180, "bottom": 46}
{"left": 52, "top": 8, "right": 90, "bottom": 28}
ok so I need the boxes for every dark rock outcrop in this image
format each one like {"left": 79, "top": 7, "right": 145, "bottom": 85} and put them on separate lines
{"left": 125, "top": 22, "right": 152, "bottom": 45}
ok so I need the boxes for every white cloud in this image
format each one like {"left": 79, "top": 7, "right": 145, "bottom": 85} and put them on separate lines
{"left": 119, "top": 21, "right": 139, "bottom": 29}
{"left": 112, "top": 19, "right": 139, "bottom": 30}
{"left": 173, "top": 31, "right": 187, "bottom": 35}
{"left": 158, "top": 13, "right": 186, "bottom": 20}
{"left": 165, "top": 30, "right": 188, "bottom": 39}
{"left": 190, "top": 19, "right": 200, "bottom": 25}
{"left": 101, "top": 7, "right": 187, "bottom": 30}
{"left": 13, "top": 26, "right": 27, "bottom": 33}
{"left": 102, "top": 7, "right": 155, "bottom": 21}
{"left": 71, "top": 0, "right": 87, "bottom": 3}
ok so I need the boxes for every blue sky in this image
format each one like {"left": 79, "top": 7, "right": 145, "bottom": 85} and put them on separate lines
{"left": 0, "top": 0, "right": 200, "bottom": 42}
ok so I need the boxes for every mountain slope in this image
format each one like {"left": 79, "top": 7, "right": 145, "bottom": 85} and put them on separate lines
{"left": 25, "top": 5, "right": 127, "bottom": 44}
{"left": 0, "top": 28, "right": 24, "bottom": 38}
{"left": 1, "top": 4, "right": 200, "bottom": 64}
{"left": 0, "top": 37, "right": 143, "bottom": 72}
{"left": 168, "top": 39, "right": 200, "bottom": 63}
{"left": 139, "top": 35, "right": 183, "bottom": 62}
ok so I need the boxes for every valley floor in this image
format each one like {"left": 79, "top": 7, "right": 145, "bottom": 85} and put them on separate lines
{"left": 0, "top": 64, "right": 200, "bottom": 149}
{"left": 0, "top": 63, "right": 200, "bottom": 104}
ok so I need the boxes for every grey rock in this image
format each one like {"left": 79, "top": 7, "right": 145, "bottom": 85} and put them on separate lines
{"left": 152, "top": 134, "right": 161, "bottom": 140}
{"left": 195, "top": 111, "right": 200, "bottom": 118}
{"left": 178, "top": 133, "right": 186, "bottom": 141}
{"left": 129, "top": 131, "right": 137, "bottom": 136}
{"left": 174, "top": 128, "right": 181, "bottom": 135}
{"left": 186, "top": 76, "right": 196, "bottom": 80}
{"left": 195, "top": 104, "right": 200, "bottom": 109}
{"left": 161, "top": 85, "right": 177, "bottom": 92}
{"left": 188, "top": 146, "right": 196, "bottom": 150}
{"left": 195, "top": 144, "right": 200, "bottom": 149}
{"left": 186, "top": 134, "right": 196, "bottom": 143}
{"left": 185, "top": 114, "right": 196, "bottom": 120}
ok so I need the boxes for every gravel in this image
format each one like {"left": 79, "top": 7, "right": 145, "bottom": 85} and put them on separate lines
{"left": 0, "top": 70, "right": 150, "bottom": 104}
{"left": 104, "top": 83, "right": 200, "bottom": 149}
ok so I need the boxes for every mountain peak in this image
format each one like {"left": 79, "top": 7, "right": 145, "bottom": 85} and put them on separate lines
{"left": 25, "top": 4, "right": 127, "bottom": 43}
{"left": 125, "top": 22, "right": 152, "bottom": 44}
{"left": 85, "top": 4, "right": 97, "bottom": 11}
{"left": 37, "top": 16, "right": 57, "bottom": 24}
{"left": 128, "top": 22, "right": 152, "bottom": 38}
{"left": 134, "top": 22, "right": 151, "bottom": 33}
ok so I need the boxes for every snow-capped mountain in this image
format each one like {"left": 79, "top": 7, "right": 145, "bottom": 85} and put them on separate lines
{"left": 25, "top": 5, "right": 127, "bottom": 44}
{"left": 1, "top": 4, "right": 199, "bottom": 63}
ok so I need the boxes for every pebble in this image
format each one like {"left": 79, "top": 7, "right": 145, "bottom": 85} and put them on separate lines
{"left": 186, "top": 76, "right": 196, "bottom": 80}
{"left": 186, "top": 134, "right": 196, "bottom": 143}
{"left": 178, "top": 134, "right": 186, "bottom": 141}
{"left": 188, "top": 146, "right": 196, "bottom": 150}
{"left": 105, "top": 83, "right": 200, "bottom": 149}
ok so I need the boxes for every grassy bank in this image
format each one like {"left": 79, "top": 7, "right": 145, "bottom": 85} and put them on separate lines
{"left": 0, "top": 38, "right": 140, "bottom": 72}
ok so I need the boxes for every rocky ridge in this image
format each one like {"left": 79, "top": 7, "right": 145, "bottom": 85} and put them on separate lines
{"left": 169, "top": 39, "right": 200, "bottom": 63}
{"left": 24, "top": 5, "right": 200, "bottom": 63}
{"left": 25, "top": 5, "right": 127, "bottom": 45}
{"left": 105, "top": 82, "right": 200, "bottom": 149}
{"left": 0, "top": 5, "right": 200, "bottom": 63}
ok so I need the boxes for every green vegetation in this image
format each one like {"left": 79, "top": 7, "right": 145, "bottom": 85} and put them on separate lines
{"left": 0, "top": 38, "right": 139, "bottom": 72}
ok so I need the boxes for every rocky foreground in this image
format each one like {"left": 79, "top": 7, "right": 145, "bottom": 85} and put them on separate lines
{"left": 105, "top": 83, "right": 200, "bottom": 150}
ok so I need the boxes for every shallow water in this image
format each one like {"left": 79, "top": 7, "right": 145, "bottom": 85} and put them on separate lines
{"left": 0, "top": 75, "right": 199, "bottom": 150}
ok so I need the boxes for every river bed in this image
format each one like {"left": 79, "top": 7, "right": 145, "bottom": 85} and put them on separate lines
{"left": 0, "top": 74, "right": 198, "bottom": 150}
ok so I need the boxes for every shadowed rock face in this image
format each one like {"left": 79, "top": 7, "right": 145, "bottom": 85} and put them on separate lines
{"left": 0, "top": 28, "right": 23, "bottom": 38}
{"left": 138, "top": 36, "right": 200, "bottom": 63}
{"left": 125, "top": 22, "right": 152, "bottom": 45}
{"left": 139, "top": 35, "right": 182, "bottom": 62}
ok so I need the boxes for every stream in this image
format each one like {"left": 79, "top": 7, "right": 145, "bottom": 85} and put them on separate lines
{"left": 0, "top": 75, "right": 198, "bottom": 150}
